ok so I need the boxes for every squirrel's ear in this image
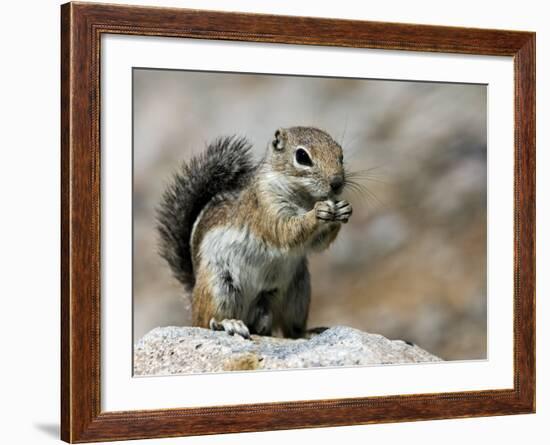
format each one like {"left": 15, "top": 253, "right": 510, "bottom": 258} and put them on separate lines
{"left": 272, "top": 128, "right": 286, "bottom": 151}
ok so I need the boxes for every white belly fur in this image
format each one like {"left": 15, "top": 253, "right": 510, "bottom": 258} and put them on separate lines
{"left": 199, "top": 226, "right": 302, "bottom": 309}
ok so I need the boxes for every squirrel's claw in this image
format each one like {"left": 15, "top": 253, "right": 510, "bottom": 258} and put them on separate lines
{"left": 334, "top": 200, "right": 353, "bottom": 223}
{"left": 315, "top": 199, "right": 352, "bottom": 223}
{"left": 314, "top": 200, "right": 335, "bottom": 222}
{"left": 209, "top": 318, "right": 251, "bottom": 339}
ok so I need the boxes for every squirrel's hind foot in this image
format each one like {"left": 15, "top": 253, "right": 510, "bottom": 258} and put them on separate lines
{"left": 209, "top": 318, "right": 251, "bottom": 339}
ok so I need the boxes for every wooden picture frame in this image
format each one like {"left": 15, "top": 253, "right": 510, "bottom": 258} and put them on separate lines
{"left": 61, "top": 2, "right": 535, "bottom": 442}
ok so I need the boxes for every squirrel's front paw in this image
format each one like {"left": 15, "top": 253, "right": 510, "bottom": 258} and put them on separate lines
{"left": 209, "top": 318, "right": 251, "bottom": 339}
{"left": 314, "top": 200, "right": 335, "bottom": 222}
{"left": 334, "top": 200, "right": 353, "bottom": 223}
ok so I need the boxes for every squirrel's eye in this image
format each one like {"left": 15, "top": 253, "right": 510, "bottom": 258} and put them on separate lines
{"left": 295, "top": 148, "right": 313, "bottom": 167}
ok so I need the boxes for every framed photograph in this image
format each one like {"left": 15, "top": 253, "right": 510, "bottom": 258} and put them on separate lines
{"left": 61, "top": 2, "right": 535, "bottom": 442}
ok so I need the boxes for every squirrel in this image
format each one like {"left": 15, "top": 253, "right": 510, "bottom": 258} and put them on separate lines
{"left": 157, "top": 126, "right": 352, "bottom": 339}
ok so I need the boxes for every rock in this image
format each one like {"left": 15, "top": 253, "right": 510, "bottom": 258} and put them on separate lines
{"left": 134, "top": 326, "right": 441, "bottom": 376}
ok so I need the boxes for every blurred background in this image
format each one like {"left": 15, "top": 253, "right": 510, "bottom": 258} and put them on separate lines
{"left": 133, "top": 68, "right": 487, "bottom": 361}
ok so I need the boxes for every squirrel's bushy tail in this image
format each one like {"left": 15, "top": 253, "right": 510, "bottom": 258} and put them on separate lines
{"left": 156, "top": 136, "right": 256, "bottom": 291}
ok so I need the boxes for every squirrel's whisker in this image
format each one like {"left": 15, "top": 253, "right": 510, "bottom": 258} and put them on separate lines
{"left": 345, "top": 173, "right": 388, "bottom": 185}
{"left": 344, "top": 178, "right": 385, "bottom": 209}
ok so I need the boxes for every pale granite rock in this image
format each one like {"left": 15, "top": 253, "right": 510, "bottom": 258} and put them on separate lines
{"left": 133, "top": 325, "right": 441, "bottom": 376}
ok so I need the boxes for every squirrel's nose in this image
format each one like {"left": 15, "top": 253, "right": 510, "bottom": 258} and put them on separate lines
{"left": 330, "top": 175, "right": 344, "bottom": 194}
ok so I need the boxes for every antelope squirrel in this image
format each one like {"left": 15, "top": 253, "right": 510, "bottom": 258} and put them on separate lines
{"left": 157, "top": 127, "right": 352, "bottom": 339}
